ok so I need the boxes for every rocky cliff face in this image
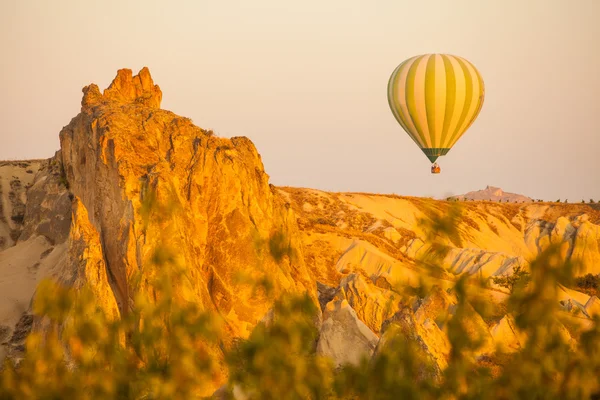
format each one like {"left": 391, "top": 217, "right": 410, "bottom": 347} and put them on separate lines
{"left": 1, "top": 69, "right": 316, "bottom": 371}
{"left": 59, "top": 67, "right": 315, "bottom": 337}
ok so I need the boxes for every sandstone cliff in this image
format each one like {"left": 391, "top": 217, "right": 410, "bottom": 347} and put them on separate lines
{"left": 1, "top": 69, "right": 316, "bottom": 374}
{"left": 58, "top": 67, "right": 316, "bottom": 338}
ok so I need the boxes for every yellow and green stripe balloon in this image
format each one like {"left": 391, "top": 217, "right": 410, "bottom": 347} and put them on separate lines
{"left": 387, "top": 54, "right": 485, "bottom": 163}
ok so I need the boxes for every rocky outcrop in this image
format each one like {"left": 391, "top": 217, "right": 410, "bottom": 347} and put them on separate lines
{"left": 59, "top": 67, "right": 315, "bottom": 340}
{"left": 65, "top": 199, "right": 120, "bottom": 316}
{"left": 316, "top": 299, "right": 379, "bottom": 368}
{"left": 585, "top": 296, "right": 600, "bottom": 318}
{"left": 0, "top": 155, "right": 71, "bottom": 363}
{"left": 18, "top": 154, "right": 72, "bottom": 245}
{"left": 1, "top": 69, "right": 317, "bottom": 381}
{"left": 413, "top": 286, "right": 494, "bottom": 357}
{"left": 450, "top": 186, "right": 533, "bottom": 203}
{"left": 491, "top": 315, "right": 526, "bottom": 353}
{"left": 2, "top": 312, "right": 34, "bottom": 362}
{"left": 413, "top": 286, "right": 455, "bottom": 326}
{"left": 378, "top": 307, "right": 450, "bottom": 380}
{"left": 563, "top": 216, "right": 600, "bottom": 275}
{"left": 101, "top": 67, "right": 162, "bottom": 109}
{"left": 332, "top": 273, "right": 403, "bottom": 334}
{"left": 0, "top": 160, "right": 43, "bottom": 250}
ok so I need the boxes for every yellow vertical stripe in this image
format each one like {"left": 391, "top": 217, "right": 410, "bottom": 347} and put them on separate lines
{"left": 412, "top": 55, "right": 432, "bottom": 147}
{"left": 447, "top": 57, "right": 477, "bottom": 148}
{"left": 433, "top": 54, "right": 446, "bottom": 148}
{"left": 441, "top": 56, "right": 466, "bottom": 148}
{"left": 405, "top": 56, "right": 429, "bottom": 147}
{"left": 424, "top": 55, "right": 437, "bottom": 148}
{"left": 461, "top": 63, "right": 485, "bottom": 135}
{"left": 390, "top": 56, "right": 423, "bottom": 147}
{"left": 439, "top": 54, "right": 456, "bottom": 148}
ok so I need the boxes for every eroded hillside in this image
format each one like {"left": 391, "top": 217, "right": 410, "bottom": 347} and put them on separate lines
{"left": 279, "top": 187, "right": 600, "bottom": 281}
{"left": 278, "top": 188, "right": 600, "bottom": 321}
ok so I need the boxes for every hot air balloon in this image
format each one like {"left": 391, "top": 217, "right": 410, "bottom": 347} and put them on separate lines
{"left": 387, "top": 54, "right": 485, "bottom": 173}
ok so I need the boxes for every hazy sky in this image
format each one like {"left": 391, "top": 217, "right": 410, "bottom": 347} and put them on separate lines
{"left": 1, "top": 0, "right": 599, "bottom": 201}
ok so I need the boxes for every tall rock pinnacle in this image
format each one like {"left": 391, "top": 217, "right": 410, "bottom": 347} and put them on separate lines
{"left": 81, "top": 67, "right": 162, "bottom": 109}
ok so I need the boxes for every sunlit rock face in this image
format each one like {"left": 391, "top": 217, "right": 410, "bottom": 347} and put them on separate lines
{"left": 0, "top": 69, "right": 315, "bottom": 382}
{"left": 316, "top": 299, "right": 379, "bottom": 368}
{"left": 377, "top": 307, "right": 450, "bottom": 381}
{"left": 332, "top": 273, "right": 403, "bottom": 335}
{"left": 59, "top": 67, "right": 316, "bottom": 339}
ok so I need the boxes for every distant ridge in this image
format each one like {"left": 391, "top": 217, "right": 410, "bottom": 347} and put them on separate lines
{"left": 450, "top": 186, "right": 533, "bottom": 203}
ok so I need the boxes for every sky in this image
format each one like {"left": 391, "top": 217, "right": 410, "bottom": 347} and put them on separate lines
{"left": 1, "top": 0, "right": 599, "bottom": 201}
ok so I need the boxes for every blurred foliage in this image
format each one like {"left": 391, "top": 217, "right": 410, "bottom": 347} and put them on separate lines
{"left": 268, "top": 231, "right": 296, "bottom": 263}
{"left": 2, "top": 192, "right": 600, "bottom": 399}
{"left": 226, "top": 295, "right": 333, "bottom": 400}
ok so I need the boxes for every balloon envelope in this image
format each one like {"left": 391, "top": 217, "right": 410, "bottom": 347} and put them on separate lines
{"left": 387, "top": 54, "right": 485, "bottom": 163}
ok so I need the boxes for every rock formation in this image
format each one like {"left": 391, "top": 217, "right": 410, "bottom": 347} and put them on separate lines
{"left": 1, "top": 69, "right": 317, "bottom": 381}
{"left": 450, "top": 185, "right": 533, "bottom": 203}
{"left": 60, "top": 67, "right": 317, "bottom": 341}
{"left": 585, "top": 296, "right": 600, "bottom": 318}
{"left": 378, "top": 307, "right": 450, "bottom": 380}
{"left": 0, "top": 156, "right": 71, "bottom": 361}
{"left": 332, "top": 273, "right": 403, "bottom": 334}
{"left": 316, "top": 299, "right": 379, "bottom": 367}
{"left": 0, "top": 160, "right": 43, "bottom": 251}
{"left": 490, "top": 314, "right": 526, "bottom": 353}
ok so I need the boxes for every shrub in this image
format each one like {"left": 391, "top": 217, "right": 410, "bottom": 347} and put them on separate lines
{"left": 59, "top": 174, "right": 70, "bottom": 189}
{"left": 9, "top": 214, "right": 24, "bottom": 224}
{"left": 575, "top": 273, "right": 600, "bottom": 297}
{"left": 491, "top": 264, "right": 531, "bottom": 292}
